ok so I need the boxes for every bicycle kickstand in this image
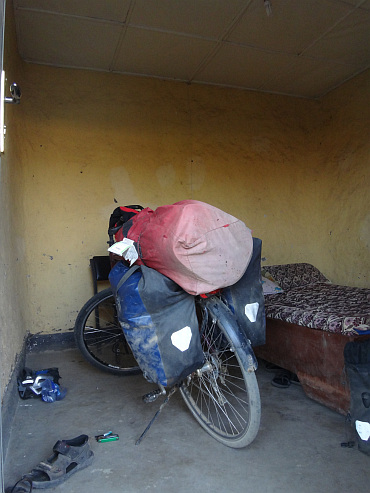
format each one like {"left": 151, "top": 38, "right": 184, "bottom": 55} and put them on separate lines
{"left": 136, "top": 387, "right": 178, "bottom": 445}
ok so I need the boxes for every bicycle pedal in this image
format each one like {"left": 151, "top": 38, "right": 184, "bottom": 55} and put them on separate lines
{"left": 142, "top": 388, "right": 166, "bottom": 403}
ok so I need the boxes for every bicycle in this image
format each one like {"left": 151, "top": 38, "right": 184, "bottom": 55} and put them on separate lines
{"left": 74, "top": 206, "right": 262, "bottom": 449}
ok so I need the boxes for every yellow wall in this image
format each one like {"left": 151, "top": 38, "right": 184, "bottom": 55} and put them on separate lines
{"left": 0, "top": 0, "right": 27, "bottom": 399}
{"left": 12, "top": 65, "right": 369, "bottom": 337}
{"left": 316, "top": 72, "right": 370, "bottom": 286}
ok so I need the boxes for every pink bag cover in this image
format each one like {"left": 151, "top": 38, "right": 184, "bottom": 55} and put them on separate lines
{"left": 127, "top": 200, "right": 253, "bottom": 295}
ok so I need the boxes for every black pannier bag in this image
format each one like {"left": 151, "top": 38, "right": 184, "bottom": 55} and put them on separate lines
{"left": 344, "top": 338, "right": 370, "bottom": 456}
{"left": 109, "top": 262, "right": 204, "bottom": 388}
{"left": 222, "top": 238, "right": 266, "bottom": 347}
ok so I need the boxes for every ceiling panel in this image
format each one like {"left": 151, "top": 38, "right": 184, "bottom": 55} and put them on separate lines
{"left": 227, "top": 0, "right": 352, "bottom": 54}
{"left": 113, "top": 27, "right": 217, "bottom": 80}
{"left": 14, "top": 0, "right": 131, "bottom": 22}
{"left": 15, "top": 10, "right": 122, "bottom": 70}
{"left": 12, "top": 0, "right": 370, "bottom": 99}
{"left": 343, "top": 0, "right": 370, "bottom": 8}
{"left": 303, "top": 9, "right": 370, "bottom": 65}
{"left": 129, "top": 0, "right": 246, "bottom": 38}
{"left": 193, "top": 44, "right": 295, "bottom": 91}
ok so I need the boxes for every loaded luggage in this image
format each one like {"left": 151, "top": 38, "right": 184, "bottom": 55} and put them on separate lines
{"left": 222, "top": 237, "right": 266, "bottom": 347}
{"left": 109, "top": 261, "right": 204, "bottom": 388}
{"left": 125, "top": 200, "right": 253, "bottom": 295}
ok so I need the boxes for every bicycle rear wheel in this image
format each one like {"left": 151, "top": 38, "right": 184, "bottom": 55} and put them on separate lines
{"left": 180, "top": 299, "right": 261, "bottom": 448}
{"left": 74, "top": 287, "right": 140, "bottom": 376}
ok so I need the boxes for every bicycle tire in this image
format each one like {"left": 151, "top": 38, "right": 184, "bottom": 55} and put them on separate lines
{"left": 180, "top": 298, "right": 261, "bottom": 448}
{"left": 74, "top": 287, "right": 141, "bottom": 376}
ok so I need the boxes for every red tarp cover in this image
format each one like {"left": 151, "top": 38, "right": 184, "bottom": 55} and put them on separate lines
{"left": 127, "top": 200, "right": 253, "bottom": 295}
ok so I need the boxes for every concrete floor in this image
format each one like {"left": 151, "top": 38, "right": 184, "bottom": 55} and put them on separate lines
{"left": 4, "top": 348, "right": 368, "bottom": 493}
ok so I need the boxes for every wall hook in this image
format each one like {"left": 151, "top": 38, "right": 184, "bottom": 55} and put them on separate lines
{"left": 4, "top": 82, "right": 21, "bottom": 104}
{"left": 1, "top": 72, "right": 22, "bottom": 152}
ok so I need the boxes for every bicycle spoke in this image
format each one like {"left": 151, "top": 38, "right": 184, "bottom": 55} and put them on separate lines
{"left": 189, "top": 372, "right": 247, "bottom": 435}
{"left": 180, "top": 299, "right": 260, "bottom": 448}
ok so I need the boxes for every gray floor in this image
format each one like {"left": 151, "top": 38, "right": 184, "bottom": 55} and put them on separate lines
{"left": 4, "top": 348, "right": 368, "bottom": 493}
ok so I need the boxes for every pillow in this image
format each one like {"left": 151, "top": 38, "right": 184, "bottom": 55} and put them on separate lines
{"left": 262, "top": 276, "right": 283, "bottom": 295}
{"left": 262, "top": 263, "right": 329, "bottom": 291}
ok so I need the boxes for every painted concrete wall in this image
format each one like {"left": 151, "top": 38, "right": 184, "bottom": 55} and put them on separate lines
{"left": 12, "top": 64, "right": 368, "bottom": 338}
{"left": 0, "top": 0, "right": 27, "bottom": 400}
{"left": 316, "top": 72, "right": 370, "bottom": 287}
{"left": 12, "top": 66, "right": 315, "bottom": 335}
{"left": 0, "top": 0, "right": 369, "bottom": 403}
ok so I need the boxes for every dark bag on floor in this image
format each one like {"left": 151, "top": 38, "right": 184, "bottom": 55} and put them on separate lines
{"left": 109, "top": 262, "right": 204, "bottom": 388}
{"left": 222, "top": 238, "right": 266, "bottom": 347}
{"left": 344, "top": 338, "right": 370, "bottom": 456}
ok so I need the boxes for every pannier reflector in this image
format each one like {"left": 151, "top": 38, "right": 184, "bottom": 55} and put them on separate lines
{"left": 171, "top": 326, "right": 192, "bottom": 352}
{"left": 244, "top": 302, "right": 259, "bottom": 323}
{"left": 356, "top": 421, "right": 370, "bottom": 441}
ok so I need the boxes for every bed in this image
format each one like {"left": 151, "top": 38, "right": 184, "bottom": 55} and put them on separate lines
{"left": 254, "top": 263, "right": 370, "bottom": 415}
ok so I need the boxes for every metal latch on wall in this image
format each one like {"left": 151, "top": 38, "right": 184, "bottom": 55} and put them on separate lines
{"left": 4, "top": 82, "right": 21, "bottom": 104}
{"left": 1, "top": 70, "right": 22, "bottom": 153}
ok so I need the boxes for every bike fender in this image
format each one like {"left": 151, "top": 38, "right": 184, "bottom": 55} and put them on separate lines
{"left": 205, "top": 298, "right": 258, "bottom": 372}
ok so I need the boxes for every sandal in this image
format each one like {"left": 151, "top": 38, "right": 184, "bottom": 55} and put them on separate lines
{"left": 6, "top": 478, "right": 32, "bottom": 493}
{"left": 25, "top": 434, "right": 94, "bottom": 489}
{"left": 271, "top": 370, "right": 291, "bottom": 388}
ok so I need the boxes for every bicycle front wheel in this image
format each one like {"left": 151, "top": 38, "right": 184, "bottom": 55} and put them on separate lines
{"left": 180, "top": 299, "right": 261, "bottom": 448}
{"left": 74, "top": 288, "right": 140, "bottom": 376}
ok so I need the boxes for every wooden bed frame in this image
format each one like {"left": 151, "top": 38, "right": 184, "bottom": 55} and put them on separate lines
{"left": 254, "top": 318, "right": 369, "bottom": 415}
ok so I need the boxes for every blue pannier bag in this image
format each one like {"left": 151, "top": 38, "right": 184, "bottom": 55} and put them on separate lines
{"left": 109, "top": 262, "right": 204, "bottom": 388}
{"left": 222, "top": 237, "right": 266, "bottom": 347}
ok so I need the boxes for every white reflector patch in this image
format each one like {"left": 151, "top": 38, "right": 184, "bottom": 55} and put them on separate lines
{"left": 356, "top": 420, "right": 370, "bottom": 441}
{"left": 171, "top": 326, "right": 192, "bottom": 352}
{"left": 245, "top": 302, "right": 259, "bottom": 323}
